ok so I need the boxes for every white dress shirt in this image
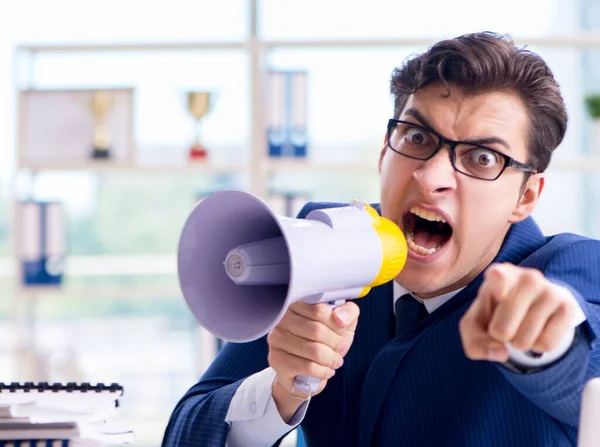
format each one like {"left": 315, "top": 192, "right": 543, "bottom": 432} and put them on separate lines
{"left": 225, "top": 367, "right": 308, "bottom": 447}
{"left": 225, "top": 281, "right": 587, "bottom": 446}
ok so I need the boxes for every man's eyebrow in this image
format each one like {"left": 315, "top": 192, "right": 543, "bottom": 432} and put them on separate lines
{"left": 403, "top": 108, "right": 436, "bottom": 131}
{"left": 468, "top": 136, "right": 511, "bottom": 150}
{"left": 402, "top": 107, "right": 511, "bottom": 150}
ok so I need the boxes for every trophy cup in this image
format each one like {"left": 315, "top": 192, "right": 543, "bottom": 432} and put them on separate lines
{"left": 187, "top": 91, "right": 212, "bottom": 161}
{"left": 90, "top": 91, "right": 113, "bottom": 160}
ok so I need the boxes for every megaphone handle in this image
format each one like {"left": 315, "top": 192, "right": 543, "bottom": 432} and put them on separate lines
{"left": 293, "top": 299, "right": 346, "bottom": 398}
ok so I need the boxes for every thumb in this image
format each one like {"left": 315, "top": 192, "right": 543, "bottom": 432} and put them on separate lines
{"left": 460, "top": 290, "right": 506, "bottom": 361}
{"left": 333, "top": 301, "right": 360, "bottom": 330}
{"left": 484, "top": 263, "right": 519, "bottom": 303}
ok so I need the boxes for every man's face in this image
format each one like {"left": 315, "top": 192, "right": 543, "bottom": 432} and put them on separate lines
{"left": 379, "top": 83, "right": 543, "bottom": 298}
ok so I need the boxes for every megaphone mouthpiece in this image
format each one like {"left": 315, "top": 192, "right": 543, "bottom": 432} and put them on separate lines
{"left": 224, "top": 237, "right": 290, "bottom": 286}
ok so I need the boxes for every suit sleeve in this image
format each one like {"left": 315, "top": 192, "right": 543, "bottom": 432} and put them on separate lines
{"left": 161, "top": 338, "right": 272, "bottom": 447}
{"left": 497, "top": 239, "right": 600, "bottom": 428}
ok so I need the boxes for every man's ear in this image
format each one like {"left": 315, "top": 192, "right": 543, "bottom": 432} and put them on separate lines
{"left": 509, "top": 174, "right": 544, "bottom": 223}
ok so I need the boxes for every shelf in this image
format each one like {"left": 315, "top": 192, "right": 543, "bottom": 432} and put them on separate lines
{"left": 265, "top": 34, "right": 600, "bottom": 49}
{"left": 0, "top": 255, "right": 176, "bottom": 279}
{"left": 14, "top": 284, "right": 183, "bottom": 300}
{"left": 16, "top": 41, "right": 249, "bottom": 53}
{"left": 15, "top": 33, "right": 600, "bottom": 53}
{"left": 17, "top": 162, "right": 247, "bottom": 174}
{"left": 1, "top": 255, "right": 180, "bottom": 299}
{"left": 264, "top": 158, "right": 378, "bottom": 173}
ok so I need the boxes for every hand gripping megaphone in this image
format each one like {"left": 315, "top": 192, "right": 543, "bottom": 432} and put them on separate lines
{"left": 177, "top": 190, "right": 408, "bottom": 395}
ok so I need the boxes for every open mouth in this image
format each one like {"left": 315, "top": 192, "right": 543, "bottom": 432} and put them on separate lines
{"left": 402, "top": 206, "right": 453, "bottom": 257}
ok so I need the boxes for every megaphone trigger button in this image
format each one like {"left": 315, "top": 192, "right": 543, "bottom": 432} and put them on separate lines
{"left": 291, "top": 383, "right": 313, "bottom": 401}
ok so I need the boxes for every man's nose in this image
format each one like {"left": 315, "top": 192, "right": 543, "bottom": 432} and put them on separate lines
{"left": 412, "top": 146, "right": 458, "bottom": 196}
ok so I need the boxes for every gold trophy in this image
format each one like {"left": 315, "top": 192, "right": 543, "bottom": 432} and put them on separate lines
{"left": 90, "top": 91, "right": 113, "bottom": 159}
{"left": 187, "top": 91, "right": 212, "bottom": 161}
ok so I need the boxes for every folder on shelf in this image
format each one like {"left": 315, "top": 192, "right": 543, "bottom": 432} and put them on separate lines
{"left": 267, "top": 70, "right": 309, "bottom": 157}
{"left": 17, "top": 201, "right": 66, "bottom": 287}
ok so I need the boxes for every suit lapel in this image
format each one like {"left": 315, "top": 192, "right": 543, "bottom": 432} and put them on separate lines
{"left": 357, "top": 329, "right": 428, "bottom": 446}
{"left": 355, "top": 216, "right": 547, "bottom": 446}
{"left": 357, "top": 295, "right": 464, "bottom": 447}
{"left": 340, "top": 281, "right": 395, "bottom": 446}
{"left": 493, "top": 217, "right": 547, "bottom": 265}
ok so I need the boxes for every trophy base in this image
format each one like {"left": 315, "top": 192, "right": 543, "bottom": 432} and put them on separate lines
{"left": 91, "top": 147, "right": 111, "bottom": 159}
{"left": 189, "top": 144, "right": 208, "bottom": 161}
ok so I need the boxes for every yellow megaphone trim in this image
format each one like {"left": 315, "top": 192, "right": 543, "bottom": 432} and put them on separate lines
{"left": 353, "top": 202, "right": 408, "bottom": 298}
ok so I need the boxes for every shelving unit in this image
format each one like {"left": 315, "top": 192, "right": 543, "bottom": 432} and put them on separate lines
{"left": 9, "top": 0, "right": 600, "bottom": 299}
{"left": 13, "top": 1, "right": 600, "bottom": 191}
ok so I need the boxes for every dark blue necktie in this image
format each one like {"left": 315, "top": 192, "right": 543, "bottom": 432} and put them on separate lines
{"left": 395, "top": 293, "right": 429, "bottom": 336}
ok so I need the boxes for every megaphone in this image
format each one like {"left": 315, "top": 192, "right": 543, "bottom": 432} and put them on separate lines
{"left": 177, "top": 190, "right": 408, "bottom": 394}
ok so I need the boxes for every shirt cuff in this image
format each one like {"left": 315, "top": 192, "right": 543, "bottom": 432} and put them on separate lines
{"left": 225, "top": 367, "right": 309, "bottom": 447}
{"left": 505, "top": 283, "right": 587, "bottom": 369}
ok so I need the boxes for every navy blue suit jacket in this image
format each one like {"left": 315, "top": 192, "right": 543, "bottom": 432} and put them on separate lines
{"left": 162, "top": 202, "right": 600, "bottom": 447}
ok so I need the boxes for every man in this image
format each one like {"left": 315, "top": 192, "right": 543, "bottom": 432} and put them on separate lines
{"left": 162, "top": 32, "right": 600, "bottom": 446}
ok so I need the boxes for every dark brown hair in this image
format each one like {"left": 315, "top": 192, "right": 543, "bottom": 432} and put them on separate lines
{"left": 390, "top": 31, "right": 568, "bottom": 173}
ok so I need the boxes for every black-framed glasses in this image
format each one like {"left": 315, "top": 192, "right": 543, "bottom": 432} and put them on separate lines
{"left": 386, "top": 119, "right": 538, "bottom": 181}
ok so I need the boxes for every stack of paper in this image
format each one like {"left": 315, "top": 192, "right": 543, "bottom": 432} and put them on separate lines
{"left": 0, "top": 383, "right": 134, "bottom": 447}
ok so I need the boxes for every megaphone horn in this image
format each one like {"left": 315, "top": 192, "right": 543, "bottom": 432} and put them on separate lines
{"left": 177, "top": 190, "right": 407, "bottom": 395}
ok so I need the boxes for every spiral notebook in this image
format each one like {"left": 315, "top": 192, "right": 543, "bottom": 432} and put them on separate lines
{"left": 0, "top": 440, "right": 101, "bottom": 447}
{"left": 0, "top": 383, "right": 123, "bottom": 423}
{"left": 0, "top": 383, "right": 132, "bottom": 445}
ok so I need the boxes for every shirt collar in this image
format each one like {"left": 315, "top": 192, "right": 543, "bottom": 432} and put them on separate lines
{"left": 393, "top": 280, "right": 466, "bottom": 314}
